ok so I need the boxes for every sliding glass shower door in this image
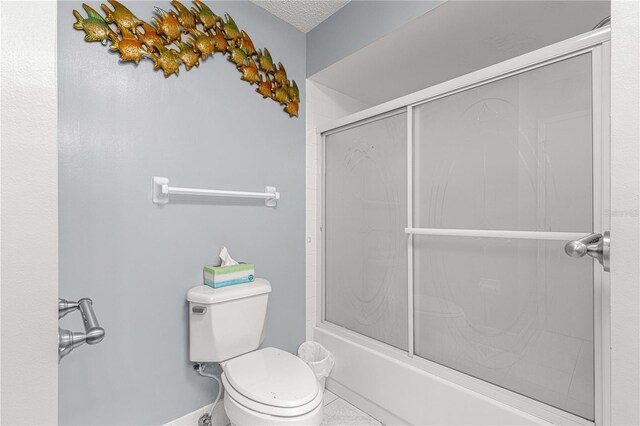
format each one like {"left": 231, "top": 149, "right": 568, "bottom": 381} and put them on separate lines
{"left": 322, "top": 47, "right": 605, "bottom": 422}
{"left": 324, "top": 112, "right": 408, "bottom": 351}
{"left": 411, "top": 53, "right": 594, "bottom": 420}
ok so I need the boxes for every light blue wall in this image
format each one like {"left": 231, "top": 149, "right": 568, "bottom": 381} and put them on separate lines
{"left": 57, "top": 1, "right": 305, "bottom": 424}
{"left": 306, "top": 0, "right": 445, "bottom": 76}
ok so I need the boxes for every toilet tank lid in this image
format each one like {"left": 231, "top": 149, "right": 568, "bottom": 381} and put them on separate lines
{"left": 187, "top": 278, "right": 271, "bottom": 304}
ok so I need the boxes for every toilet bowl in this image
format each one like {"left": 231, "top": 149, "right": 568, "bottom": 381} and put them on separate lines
{"left": 221, "top": 347, "right": 323, "bottom": 426}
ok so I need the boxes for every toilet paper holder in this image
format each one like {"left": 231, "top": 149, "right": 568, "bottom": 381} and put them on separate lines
{"left": 58, "top": 298, "right": 105, "bottom": 362}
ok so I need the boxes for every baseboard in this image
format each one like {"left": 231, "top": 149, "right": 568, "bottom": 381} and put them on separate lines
{"left": 165, "top": 399, "right": 229, "bottom": 426}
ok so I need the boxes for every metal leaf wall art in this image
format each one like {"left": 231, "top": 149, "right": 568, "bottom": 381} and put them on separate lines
{"left": 72, "top": 0, "right": 299, "bottom": 117}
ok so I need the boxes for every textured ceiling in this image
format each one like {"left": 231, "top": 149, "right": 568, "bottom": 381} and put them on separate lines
{"left": 251, "top": 1, "right": 350, "bottom": 33}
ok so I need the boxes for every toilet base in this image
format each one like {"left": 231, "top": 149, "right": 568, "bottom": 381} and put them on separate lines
{"left": 224, "top": 393, "right": 323, "bottom": 426}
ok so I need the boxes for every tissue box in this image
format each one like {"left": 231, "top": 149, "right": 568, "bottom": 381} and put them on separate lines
{"left": 203, "top": 264, "right": 255, "bottom": 288}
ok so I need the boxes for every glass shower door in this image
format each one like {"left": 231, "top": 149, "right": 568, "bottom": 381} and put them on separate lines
{"left": 411, "top": 53, "right": 596, "bottom": 420}
{"left": 324, "top": 112, "right": 408, "bottom": 351}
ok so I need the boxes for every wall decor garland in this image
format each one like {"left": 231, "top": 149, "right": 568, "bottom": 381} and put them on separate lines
{"left": 72, "top": 0, "right": 299, "bottom": 117}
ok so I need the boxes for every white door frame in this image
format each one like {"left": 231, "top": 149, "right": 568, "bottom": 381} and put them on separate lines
{"left": 0, "top": 1, "right": 59, "bottom": 424}
{"left": 608, "top": 2, "right": 640, "bottom": 425}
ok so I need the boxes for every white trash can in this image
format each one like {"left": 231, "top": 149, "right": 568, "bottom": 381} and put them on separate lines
{"left": 298, "top": 341, "right": 335, "bottom": 390}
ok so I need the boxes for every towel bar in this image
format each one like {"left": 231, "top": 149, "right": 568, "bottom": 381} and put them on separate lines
{"left": 152, "top": 177, "right": 280, "bottom": 207}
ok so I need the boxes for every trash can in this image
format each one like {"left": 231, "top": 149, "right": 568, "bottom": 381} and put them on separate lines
{"left": 298, "top": 341, "right": 335, "bottom": 390}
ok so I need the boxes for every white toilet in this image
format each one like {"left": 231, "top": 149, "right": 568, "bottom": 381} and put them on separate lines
{"left": 187, "top": 279, "right": 323, "bottom": 426}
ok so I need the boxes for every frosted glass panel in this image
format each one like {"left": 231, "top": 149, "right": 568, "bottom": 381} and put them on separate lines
{"left": 412, "top": 54, "right": 595, "bottom": 420}
{"left": 413, "top": 236, "right": 594, "bottom": 420}
{"left": 324, "top": 112, "right": 408, "bottom": 350}
{"left": 413, "top": 53, "right": 593, "bottom": 232}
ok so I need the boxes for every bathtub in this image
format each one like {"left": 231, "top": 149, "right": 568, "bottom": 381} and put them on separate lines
{"left": 314, "top": 323, "right": 593, "bottom": 426}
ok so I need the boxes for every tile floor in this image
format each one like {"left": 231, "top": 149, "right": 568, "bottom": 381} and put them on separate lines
{"left": 321, "top": 390, "right": 383, "bottom": 426}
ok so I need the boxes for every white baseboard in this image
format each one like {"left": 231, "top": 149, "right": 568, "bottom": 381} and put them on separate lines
{"left": 165, "top": 399, "right": 229, "bottom": 426}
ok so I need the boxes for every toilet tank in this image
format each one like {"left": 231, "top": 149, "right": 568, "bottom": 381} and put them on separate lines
{"left": 187, "top": 279, "right": 271, "bottom": 363}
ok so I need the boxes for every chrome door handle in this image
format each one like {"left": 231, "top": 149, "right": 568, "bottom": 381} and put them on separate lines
{"left": 564, "top": 232, "right": 610, "bottom": 272}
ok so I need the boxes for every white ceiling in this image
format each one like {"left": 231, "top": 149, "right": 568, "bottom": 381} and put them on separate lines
{"left": 251, "top": 0, "right": 350, "bottom": 33}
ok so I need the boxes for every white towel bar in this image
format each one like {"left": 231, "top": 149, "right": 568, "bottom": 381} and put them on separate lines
{"left": 152, "top": 177, "right": 280, "bottom": 207}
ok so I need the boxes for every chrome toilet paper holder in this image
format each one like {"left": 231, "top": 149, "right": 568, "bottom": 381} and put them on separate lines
{"left": 58, "top": 298, "right": 105, "bottom": 362}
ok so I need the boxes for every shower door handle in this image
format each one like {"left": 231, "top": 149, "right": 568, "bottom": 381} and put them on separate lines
{"left": 564, "top": 232, "right": 610, "bottom": 272}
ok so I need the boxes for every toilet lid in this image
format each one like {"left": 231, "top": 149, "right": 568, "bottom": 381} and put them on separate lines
{"left": 222, "top": 373, "right": 323, "bottom": 417}
{"left": 224, "top": 347, "right": 319, "bottom": 408}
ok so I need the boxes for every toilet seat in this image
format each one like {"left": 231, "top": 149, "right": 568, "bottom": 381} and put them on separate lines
{"left": 222, "top": 347, "right": 322, "bottom": 417}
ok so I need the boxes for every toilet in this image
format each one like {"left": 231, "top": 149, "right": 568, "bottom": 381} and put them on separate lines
{"left": 187, "top": 279, "right": 323, "bottom": 426}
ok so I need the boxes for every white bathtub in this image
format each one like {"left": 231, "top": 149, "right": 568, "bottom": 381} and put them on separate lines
{"left": 314, "top": 324, "right": 592, "bottom": 426}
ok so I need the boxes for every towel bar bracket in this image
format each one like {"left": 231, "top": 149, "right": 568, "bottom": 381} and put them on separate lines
{"left": 264, "top": 186, "right": 278, "bottom": 207}
{"left": 152, "top": 177, "right": 170, "bottom": 204}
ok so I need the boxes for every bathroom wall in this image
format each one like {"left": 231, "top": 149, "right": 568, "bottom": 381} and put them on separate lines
{"left": 306, "top": 0, "right": 445, "bottom": 76}
{"left": 57, "top": 1, "right": 305, "bottom": 424}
